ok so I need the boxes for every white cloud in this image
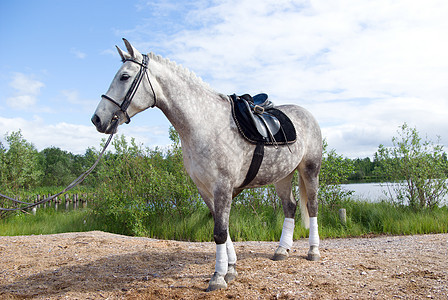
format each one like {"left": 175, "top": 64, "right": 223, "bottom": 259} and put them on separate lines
{"left": 158, "top": 0, "right": 448, "bottom": 100}
{"left": 129, "top": 0, "right": 448, "bottom": 157}
{"left": 8, "top": 95, "right": 36, "bottom": 108}
{"left": 61, "top": 89, "right": 79, "bottom": 103}
{"left": 59, "top": 89, "right": 95, "bottom": 113}
{"left": 0, "top": 116, "right": 102, "bottom": 154}
{"left": 0, "top": 115, "right": 171, "bottom": 154}
{"left": 6, "top": 73, "right": 44, "bottom": 109}
{"left": 100, "top": 48, "right": 117, "bottom": 57}
{"left": 70, "top": 48, "right": 87, "bottom": 59}
{"left": 9, "top": 73, "right": 44, "bottom": 95}
{"left": 315, "top": 96, "right": 448, "bottom": 157}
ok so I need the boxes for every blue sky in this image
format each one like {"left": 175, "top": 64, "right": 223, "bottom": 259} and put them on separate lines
{"left": 1, "top": 0, "right": 447, "bottom": 158}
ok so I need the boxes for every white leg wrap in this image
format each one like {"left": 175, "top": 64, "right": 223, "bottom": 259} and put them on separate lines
{"left": 309, "top": 217, "right": 319, "bottom": 247}
{"left": 215, "top": 243, "right": 228, "bottom": 275}
{"left": 226, "top": 233, "right": 237, "bottom": 265}
{"left": 279, "top": 217, "right": 295, "bottom": 250}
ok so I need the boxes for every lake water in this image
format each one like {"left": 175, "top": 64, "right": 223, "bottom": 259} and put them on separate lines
{"left": 340, "top": 182, "right": 389, "bottom": 202}
{"left": 340, "top": 182, "right": 448, "bottom": 205}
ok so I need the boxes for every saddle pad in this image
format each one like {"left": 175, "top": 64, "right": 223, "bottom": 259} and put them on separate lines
{"left": 230, "top": 95, "right": 297, "bottom": 146}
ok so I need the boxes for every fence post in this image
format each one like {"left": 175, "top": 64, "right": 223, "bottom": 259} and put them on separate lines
{"left": 65, "top": 194, "right": 70, "bottom": 210}
{"left": 339, "top": 208, "right": 347, "bottom": 225}
{"left": 32, "top": 195, "right": 38, "bottom": 215}
{"left": 73, "top": 194, "right": 78, "bottom": 210}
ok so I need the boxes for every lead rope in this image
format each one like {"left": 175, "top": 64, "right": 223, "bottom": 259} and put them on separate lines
{"left": 0, "top": 134, "right": 114, "bottom": 215}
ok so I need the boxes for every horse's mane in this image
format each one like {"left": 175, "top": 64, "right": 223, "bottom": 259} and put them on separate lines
{"left": 148, "top": 52, "right": 213, "bottom": 92}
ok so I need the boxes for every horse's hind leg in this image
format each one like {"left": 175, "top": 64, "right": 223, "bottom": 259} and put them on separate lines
{"left": 298, "top": 161, "right": 321, "bottom": 261}
{"left": 273, "top": 172, "right": 297, "bottom": 261}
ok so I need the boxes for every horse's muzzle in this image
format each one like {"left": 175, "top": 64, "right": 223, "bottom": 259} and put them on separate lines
{"left": 91, "top": 114, "right": 119, "bottom": 134}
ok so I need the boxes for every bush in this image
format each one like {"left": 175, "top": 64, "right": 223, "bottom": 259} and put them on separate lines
{"left": 92, "top": 132, "right": 201, "bottom": 236}
{"left": 375, "top": 123, "right": 448, "bottom": 209}
{"left": 318, "top": 140, "right": 354, "bottom": 207}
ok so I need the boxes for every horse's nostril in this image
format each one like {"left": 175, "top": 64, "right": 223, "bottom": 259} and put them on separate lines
{"left": 91, "top": 114, "right": 101, "bottom": 127}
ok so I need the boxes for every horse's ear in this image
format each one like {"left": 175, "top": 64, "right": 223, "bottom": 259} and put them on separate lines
{"left": 122, "top": 38, "right": 142, "bottom": 61}
{"left": 115, "top": 45, "right": 130, "bottom": 62}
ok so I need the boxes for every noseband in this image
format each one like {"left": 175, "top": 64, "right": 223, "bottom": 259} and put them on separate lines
{"left": 101, "top": 54, "right": 157, "bottom": 124}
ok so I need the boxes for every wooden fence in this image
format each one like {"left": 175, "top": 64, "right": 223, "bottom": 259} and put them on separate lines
{"left": 29, "top": 193, "right": 93, "bottom": 214}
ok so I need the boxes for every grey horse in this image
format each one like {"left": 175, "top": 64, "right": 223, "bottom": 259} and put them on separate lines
{"left": 91, "top": 39, "right": 322, "bottom": 292}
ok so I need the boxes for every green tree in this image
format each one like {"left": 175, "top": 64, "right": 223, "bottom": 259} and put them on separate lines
{"left": 318, "top": 139, "right": 354, "bottom": 207}
{"left": 38, "top": 147, "right": 74, "bottom": 186}
{"left": 375, "top": 123, "right": 447, "bottom": 209}
{"left": 349, "top": 157, "right": 379, "bottom": 182}
{"left": 0, "top": 130, "right": 42, "bottom": 191}
{"left": 75, "top": 147, "right": 104, "bottom": 187}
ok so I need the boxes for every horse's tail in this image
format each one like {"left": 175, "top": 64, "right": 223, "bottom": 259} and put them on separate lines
{"left": 298, "top": 173, "right": 310, "bottom": 229}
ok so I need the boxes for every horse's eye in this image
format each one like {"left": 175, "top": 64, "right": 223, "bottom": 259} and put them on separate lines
{"left": 120, "top": 74, "right": 131, "bottom": 81}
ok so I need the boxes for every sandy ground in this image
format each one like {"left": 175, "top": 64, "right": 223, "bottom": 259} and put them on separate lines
{"left": 0, "top": 231, "right": 447, "bottom": 299}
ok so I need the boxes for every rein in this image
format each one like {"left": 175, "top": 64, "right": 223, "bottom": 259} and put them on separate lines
{"left": 101, "top": 54, "right": 157, "bottom": 124}
{"left": 1, "top": 53, "right": 156, "bottom": 215}
{"left": 0, "top": 133, "right": 114, "bottom": 215}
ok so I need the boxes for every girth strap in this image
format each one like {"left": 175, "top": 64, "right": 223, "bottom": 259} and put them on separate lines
{"left": 240, "top": 142, "right": 264, "bottom": 188}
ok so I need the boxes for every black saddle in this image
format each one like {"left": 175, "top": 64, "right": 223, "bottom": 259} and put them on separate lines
{"left": 230, "top": 93, "right": 296, "bottom": 146}
{"left": 230, "top": 93, "right": 297, "bottom": 188}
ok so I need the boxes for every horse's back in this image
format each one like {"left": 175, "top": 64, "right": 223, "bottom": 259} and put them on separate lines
{"left": 276, "top": 104, "right": 322, "bottom": 163}
{"left": 276, "top": 104, "right": 321, "bottom": 139}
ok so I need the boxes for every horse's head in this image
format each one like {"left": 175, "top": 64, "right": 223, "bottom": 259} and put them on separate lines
{"left": 91, "top": 39, "right": 157, "bottom": 134}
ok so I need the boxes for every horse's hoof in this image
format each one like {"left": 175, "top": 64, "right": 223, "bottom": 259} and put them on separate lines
{"left": 206, "top": 272, "right": 227, "bottom": 292}
{"left": 307, "top": 245, "right": 320, "bottom": 261}
{"left": 273, "top": 246, "right": 289, "bottom": 261}
{"left": 224, "top": 264, "right": 238, "bottom": 283}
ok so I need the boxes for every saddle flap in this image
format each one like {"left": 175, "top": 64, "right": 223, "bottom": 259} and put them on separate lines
{"left": 257, "top": 114, "right": 281, "bottom": 137}
{"left": 230, "top": 93, "right": 296, "bottom": 146}
{"left": 242, "top": 98, "right": 267, "bottom": 138}
{"left": 240, "top": 95, "right": 281, "bottom": 139}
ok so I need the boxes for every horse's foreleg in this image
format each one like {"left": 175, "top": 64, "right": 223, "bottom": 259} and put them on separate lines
{"left": 273, "top": 173, "right": 297, "bottom": 261}
{"left": 206, "top": 188, "right": 235, "bottom": 292}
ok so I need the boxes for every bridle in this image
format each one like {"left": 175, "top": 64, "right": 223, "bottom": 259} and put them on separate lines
{"left": 101, "top": 54, "right": 157, "bottom": 124}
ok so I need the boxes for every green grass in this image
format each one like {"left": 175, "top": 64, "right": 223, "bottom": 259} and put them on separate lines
{"left": 1, "top": 200, "right": 448, "bottom": 240}
{"left": 140, "top": 206, "right": 310, "bottom": 242}
{"left": 319, "top": 200, "right": 448, "bottom": 238}
{"left": 0, "top": 209, "right": 104, "bottom": 236}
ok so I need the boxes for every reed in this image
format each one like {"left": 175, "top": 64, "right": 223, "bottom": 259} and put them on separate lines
{"left": 1, "top": 200, "right": 447, "bottom": 240}
{"left": 0, "top": 209, "right": 101, "bottom": 236}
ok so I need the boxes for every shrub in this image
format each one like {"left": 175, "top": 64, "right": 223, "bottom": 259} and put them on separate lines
{"left": 92, "top": 132, "right": 201, "bottom": 235}
{"left": 318, "top": 140, "right": 354, "bottom": 208}
{"left": 375, "top": 123, "right": 448, "bottom": 209}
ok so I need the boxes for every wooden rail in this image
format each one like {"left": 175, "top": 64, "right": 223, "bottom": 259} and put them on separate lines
{"left": 28, "top": 193, "right": 93, "bottom": 214}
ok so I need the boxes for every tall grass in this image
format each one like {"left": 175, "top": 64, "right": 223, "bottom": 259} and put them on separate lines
{"left": 143, "top": 207, "right": 310, "bottom": 242}
{"left": 1, "top": 200, "right": 448, "bottom": 240}
{"left": 319, "top": 199, "right": 448, "bottom": 238}
{"left": 0, "top": 209, "right": 103, "bottom": 236}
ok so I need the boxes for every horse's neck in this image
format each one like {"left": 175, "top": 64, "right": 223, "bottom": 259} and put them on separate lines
{"left": 153, "top": 60, "right": 227, "bottom": 141}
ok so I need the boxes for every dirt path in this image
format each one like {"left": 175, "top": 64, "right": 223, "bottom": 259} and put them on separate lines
{"left": 0, "top": 231, "right": 447, "bottom": 299}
